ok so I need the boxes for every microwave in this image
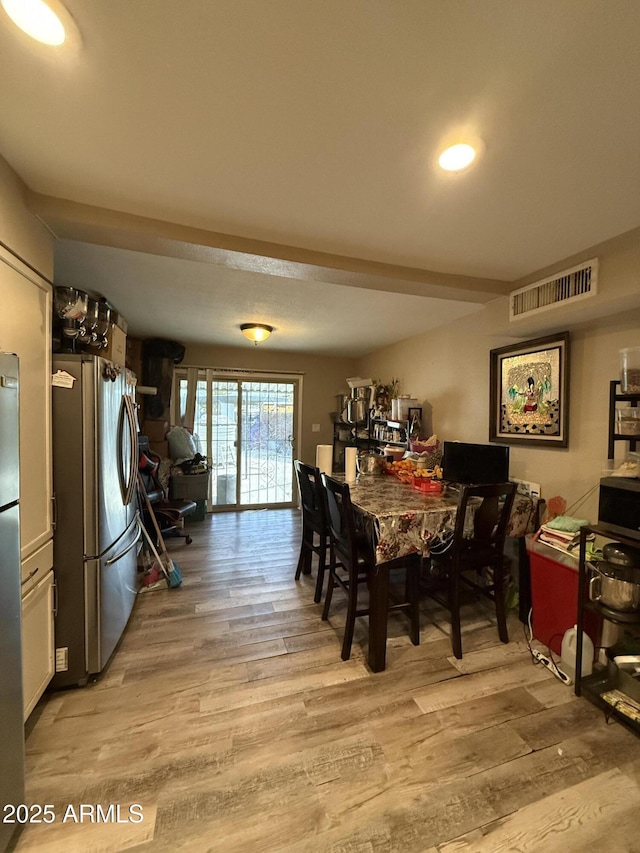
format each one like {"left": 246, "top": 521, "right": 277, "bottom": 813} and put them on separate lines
{"left": 598, "top": 477, "right": 640, "bottom": 539}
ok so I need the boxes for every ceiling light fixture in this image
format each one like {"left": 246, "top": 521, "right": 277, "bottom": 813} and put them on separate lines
{"left": 1, "top": 0, "right": 76, "bottom": 46}
{"left": 240, "top": 323, "right": 273, "bottom": 345}
{"left": 438, "top": 142, "right": 478, "bottom": 172}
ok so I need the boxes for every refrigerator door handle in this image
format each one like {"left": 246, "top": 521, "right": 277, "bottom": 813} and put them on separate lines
{"left": 124, "top": 394, "right": 139, "bottom": 506}
{"left": 117, "top": 396, "right": 128, "bottom": 504}
{"left": 105, "top": 523, "right": 142, "bottom": 566}
{"left": 117, "top": 394, "right": 138, "bottom": 506}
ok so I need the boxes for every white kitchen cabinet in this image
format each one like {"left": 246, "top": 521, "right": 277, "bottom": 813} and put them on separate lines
{"left": 21, "top": 569, "right": 54, "bottom": 720}
{"left": 0, "top": 244, "right": 54, "bottom": 716}
{"left": 0, "top": 247, "right": 53, "bottom": 558}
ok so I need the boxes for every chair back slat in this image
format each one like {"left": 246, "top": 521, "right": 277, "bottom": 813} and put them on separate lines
{"left": 294, "top": 460, "right": 325, "bottom": 527}
{"left": 320, "top": 474, "right": 358, "bottom": 566}
{"left": 454, "top": 482, "right": 517, "bottom": 551}
{"left": 293, "top": 460, "right": 330, "bottom": 602}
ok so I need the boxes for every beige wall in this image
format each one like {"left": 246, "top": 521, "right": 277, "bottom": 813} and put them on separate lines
{"left": 358, "top": 232, "right": 640, "bottom": 523}
{"left": 183, "top": 343, "right": 358, "bottom": 466}
{"left": 4, "top": 147, "right": 638, "bottom": 521}
{"left": 0, "top": 155, "right": 54, "bottom": 278}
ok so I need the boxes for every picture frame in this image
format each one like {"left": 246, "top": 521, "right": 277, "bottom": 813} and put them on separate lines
{"left": 489, "top": 332, "right": 570, "bottom": 447}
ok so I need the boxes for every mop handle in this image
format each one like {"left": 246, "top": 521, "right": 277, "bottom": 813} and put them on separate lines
{"left": 138, "top": 514, "right": 169, "bottom": 580}
{"left": 137, "top": 471, "right": 171, "bottom": 561}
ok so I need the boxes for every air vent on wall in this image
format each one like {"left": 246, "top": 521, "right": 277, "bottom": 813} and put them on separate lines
{"left": 510, "top": 258, "right": 598, "bottom": 321}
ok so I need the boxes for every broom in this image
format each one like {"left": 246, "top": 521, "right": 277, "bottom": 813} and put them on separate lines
{"left": 137, "top": 472, "right": 183, "bottom": 588}
{"left": 139, "top": 519, "right": 171, "bottom": 589}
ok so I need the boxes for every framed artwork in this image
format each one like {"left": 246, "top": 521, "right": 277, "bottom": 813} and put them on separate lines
{"left": 489, "top": 332, "right": 570, "bottom": 447}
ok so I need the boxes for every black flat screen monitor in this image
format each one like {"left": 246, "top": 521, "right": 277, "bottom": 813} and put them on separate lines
{"left": 442, "top": 441, "right": 510, "bottom": 485}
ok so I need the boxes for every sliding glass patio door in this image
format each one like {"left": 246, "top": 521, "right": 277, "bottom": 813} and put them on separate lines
{"left": 176, "top": 370, "right": 300, "bottom": 510}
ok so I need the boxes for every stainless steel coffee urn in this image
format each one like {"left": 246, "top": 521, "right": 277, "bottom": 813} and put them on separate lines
{"left": 345, "top": 389, "right": 368, "bottom": 424}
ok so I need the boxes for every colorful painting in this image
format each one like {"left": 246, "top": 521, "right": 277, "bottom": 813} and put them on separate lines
{"left": 489, "top": 333, "right": 569, "bottom": 447}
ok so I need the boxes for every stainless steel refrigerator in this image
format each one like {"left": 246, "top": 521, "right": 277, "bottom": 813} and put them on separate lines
{"left": 52, "top": 354, "right": 140, "bottom": 688}
{"left": 0, "top": 353, "right": 25, "bottom": 852}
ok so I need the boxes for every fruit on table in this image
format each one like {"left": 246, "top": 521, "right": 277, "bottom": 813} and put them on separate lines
{"left": 384, "top": 458, "right": 445, "bottom": 482}
{"left": 386, "top": 458, "right": 416, "bottom": 472}
{"left": 387, "top": 461, "right": 443, "bottom": 479}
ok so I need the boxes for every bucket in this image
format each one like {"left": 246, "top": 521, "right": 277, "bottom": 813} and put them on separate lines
{"left": 216, "top": 474, "right": 236, "bottom": 505}
{"left": 560, "top": 625, "right": 594, "bottom": 682}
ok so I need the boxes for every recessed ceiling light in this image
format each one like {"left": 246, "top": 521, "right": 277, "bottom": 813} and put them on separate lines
{"left": 438, "top": 143, "right": 478, "bottom": 172}
{"left": 1, "top": 0, "right": 69, "bottom": 45}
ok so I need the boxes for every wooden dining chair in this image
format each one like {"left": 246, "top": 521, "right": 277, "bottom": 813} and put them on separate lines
{"left": 294, "top": 460, "right": 329, "bottom": 603}
{"left": 320, "top": 473, "right": 421, "bottom": 662}
{"left": 422, "top": 481, "right": 517, "bottom": 659}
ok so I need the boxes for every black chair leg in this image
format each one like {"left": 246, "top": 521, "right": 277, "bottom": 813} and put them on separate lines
{"left": 313, "top": 537, "right": 327, "bottom": 604}
{"left": 449, "top": 567, "right": 463, "bottom": 660}
{"left": 294, "top": 540, "right": 306, "bottom": 580}
{"left": 322, "top": 559, "right": 336, "bottom": 621}
{"left": 494, "top": 560, "right": 509, "bottom": 644}
{"left": 295, "top": 526, "right": 314, "bottom": 581}
{"left": 168, "top": 529, "right": 193, "bottom": 545}
{"left": 407, "top": 561, "right": 420, "bottom": 646}
{"left": 341, "top": 581, "right": 358, "bottom": 661}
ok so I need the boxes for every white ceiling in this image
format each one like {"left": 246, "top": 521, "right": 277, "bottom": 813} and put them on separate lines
{"left": 1, "top": 1, "right": 639, "bottom": 355}
{"left": 54, "top": 239, "right": 483, "bottom": 356}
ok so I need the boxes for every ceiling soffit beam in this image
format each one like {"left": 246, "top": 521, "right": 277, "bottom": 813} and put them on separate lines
{"left": 28, "top": 191, "right": 512, "bottom": 304}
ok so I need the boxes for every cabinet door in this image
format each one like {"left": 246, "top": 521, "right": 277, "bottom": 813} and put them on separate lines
{"left": 21, "top": 569, "right": 54, "bottom": 720}
{"left": 0, "top": 248, "right": 53, "bottom": 559}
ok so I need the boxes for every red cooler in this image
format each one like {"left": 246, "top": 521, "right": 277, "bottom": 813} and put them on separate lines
{"left": 526, "top": 536, "right": 599, "bottom": 655}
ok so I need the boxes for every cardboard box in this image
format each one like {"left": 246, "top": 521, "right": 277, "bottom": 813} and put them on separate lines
{"left": 111, "top": 310, "right": 128, "bottom": 334}
{"left": 103, "top": 324, "right": 127, "bottom": 366}
{"left": 142, "top": 419, "right": 169, "bottom": 442}
{"left": 126, "top": 337, "right": 142, "bottom": 375}
{"left": 148, "top": 440, "right": 169, "bottom": 459}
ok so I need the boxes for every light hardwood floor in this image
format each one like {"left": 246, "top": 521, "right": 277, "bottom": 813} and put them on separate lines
{"left": 14, "top": 509, "right": 640, "bottom": 852}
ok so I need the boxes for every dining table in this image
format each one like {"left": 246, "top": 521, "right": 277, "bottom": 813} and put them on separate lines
{"left": 339, "top": 473, "right": 541, "bottom": 672}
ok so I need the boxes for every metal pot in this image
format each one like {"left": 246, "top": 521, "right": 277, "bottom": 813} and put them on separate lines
{"left": 346, "top": 396, "right": 368, "bottom": 425}
{"left": 602, "top": 541, "right": 640, "bottom": 567}
{"left": 336, "top": 394, "right": 350, "bottom": 423}
{"left": 589, "top": 562, "right": 640, "bottom": 611}
{"left": 357, "top": 451, "right": 386, "bottom": 475}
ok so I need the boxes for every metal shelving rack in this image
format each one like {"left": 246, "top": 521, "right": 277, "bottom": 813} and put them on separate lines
{"left": 331, "top": 416, "right": 372, "bottom": 473}
{"left": 369, "top": 418, "right": 409, "bottom": 449}
{"left": 575, "top": 523, "right": 640, "bottom": 735}
{"left": 608, "top": 379, "right": 639, "bottom": 458}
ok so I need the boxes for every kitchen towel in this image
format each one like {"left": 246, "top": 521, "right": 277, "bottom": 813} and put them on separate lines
{"left": 345, "top": 446, "right": 357, "bottom": 482}
{"left": 316, "top": 444, "right": 333, "bottom": 475}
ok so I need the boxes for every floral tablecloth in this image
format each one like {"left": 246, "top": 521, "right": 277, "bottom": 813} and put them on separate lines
{"left": 345, "top": 475, "right": 539, "bottom": 564}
